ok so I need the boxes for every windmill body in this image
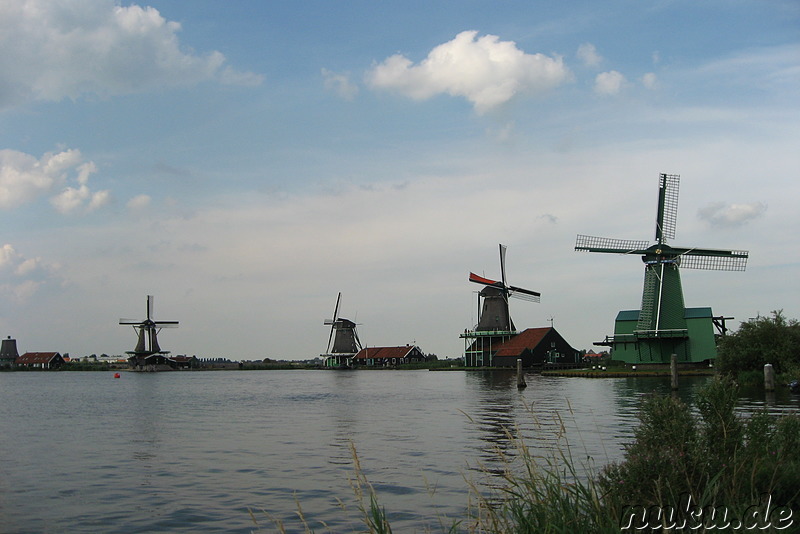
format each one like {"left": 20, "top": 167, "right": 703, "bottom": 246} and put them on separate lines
{"left": 575, "top": 173, "right": 748, "bottom": 364}
{"left": 322, "top": 293, "right": 362, "bottom": 369}
{"left": 460, "top": 244, "right": 540, "bottom": 366}
{"left": 119, "top": 295, "right": 179, "bottom": 370}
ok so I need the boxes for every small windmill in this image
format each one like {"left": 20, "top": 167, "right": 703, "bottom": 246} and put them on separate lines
{"left": 575, "top": 173, "right": 748, "bottom": 364}
{"left": 461, "top": 244, "right": 540, "bottom": 366}
{"left": 120, "top": 295, "right": 179, "bottom": 368}
{"left": 321, "top": 292, "right": 362, "bottom": 368}
{"left": 469, "top": 244, "right": 541, "bottom": 331}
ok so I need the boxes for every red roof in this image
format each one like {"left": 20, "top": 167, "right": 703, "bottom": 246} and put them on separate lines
{"left": 353, "top": 346, "right": 419, "bottom": 360}
{"left": 17, "top": 352, "right": 62, "bottom": 364}
{"left": 493, "top": 328, "right": 551, "bottom": 357}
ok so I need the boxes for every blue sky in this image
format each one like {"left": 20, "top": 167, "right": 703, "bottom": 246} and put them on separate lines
{"left": 1, "top": 0, "right": 798, "bottom": 360}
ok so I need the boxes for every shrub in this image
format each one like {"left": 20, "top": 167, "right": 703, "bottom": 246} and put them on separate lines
{"left": 716, "top": 310, "right": 800, "bottom": 376}
{"left": 599, "top": 376, "right": 800, "bottom": 519}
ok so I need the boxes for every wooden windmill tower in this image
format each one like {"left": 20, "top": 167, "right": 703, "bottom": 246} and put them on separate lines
{"left": 575, "top": 173, "right": 748, "bottom": 364}
{"left": 119, "top": 295, "right": 179, "bottom": 369}
{"left": 460, "top": 244, "right": 540, "bottom": 366}
{"left": 321, "top": 292, "right": 362, "bottom": 368}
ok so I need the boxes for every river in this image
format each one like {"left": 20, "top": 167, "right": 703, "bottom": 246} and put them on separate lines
{"left": 0, "top": 370, "right": 797, "bottom": 533}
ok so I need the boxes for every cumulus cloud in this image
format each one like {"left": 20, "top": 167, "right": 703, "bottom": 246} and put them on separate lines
{"left": 322, "top": 69, "right": 359, "bottom": 100}
{"left": 0, "top": 0, "right": 262, "bottom": 108}
{"left": 366, "top": 30, "right": 571, "bottom": 114}
{"left": 697, "top": 202, "right": 767, "bottom": 227}
{"left": 0, "top": 148, "right": 108, "bottom": 213}
{"left": 577, "top": 43, "right": 603, "bottom": 67}
{"left": 594, "top": 70, "right": 626, "bottom": 95}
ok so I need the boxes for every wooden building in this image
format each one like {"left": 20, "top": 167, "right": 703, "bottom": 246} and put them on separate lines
{"left": 491, "top": 327, "right": 580, "bottom": 368}
{"left": 352, "top": 345, "right": 425, "bottom": 367}
{"left": 16, "top": 352, "right": 65, "bottom": 369}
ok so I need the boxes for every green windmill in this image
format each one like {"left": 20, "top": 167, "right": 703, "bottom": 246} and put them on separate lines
{"left": 575, "top": 173, "right": 748, "bottom": 364}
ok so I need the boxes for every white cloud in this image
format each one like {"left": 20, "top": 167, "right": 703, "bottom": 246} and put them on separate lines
{"left": 0, "top": 244, "right": 18, "bottom": 268}
{"left": 127, "top": 194, "right": 152, "bottom": 211}
{"left": 0, "top": 148, "right": 107, "bottom": 213}
{"left": 697, "top": 202, "right": 767, "bottom": 227}
{"left": 366, "top": 30, "right": 571, "bottom": 114}
{"left": 0, "top": 243, "right": 57, "bottom": 302}
{"left": 577, "top": 43, "right": 603, "bottom": 67}
{"left": 594, "top": 70, "right": 626, "bottom": 95}
{"left": 0, "top": 0, "right": 262, "bottom": 108}
{"left": 642, "top": 72, "right": 658, "bottom": 89}
{"left": 15, "top": 257, "right": 40, "bottom": 277}
{"left": 322, "top": 68, "right": 359, "bottom": 100}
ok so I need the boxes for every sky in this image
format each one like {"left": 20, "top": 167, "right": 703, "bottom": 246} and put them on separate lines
{"left": 1, "top": 0, "right": 798, "bottom": 360}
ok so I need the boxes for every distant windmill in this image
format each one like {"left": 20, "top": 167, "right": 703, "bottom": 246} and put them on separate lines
{"left": 575, "top": 173, "right": 748, "bottom": 364}
{"left": 120, "top": 295, "right": 179, "bottom": 368}
{"left": 469, "top": 244, "right": 541, "bottom": 331}
{"left": 321, "top": 292, "right": 362, "bottom": 368}
{"left": 461, "top": 244, "right": 540, "bottom": 366}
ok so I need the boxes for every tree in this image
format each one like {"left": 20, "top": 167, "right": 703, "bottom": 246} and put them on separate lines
{"left": 716, "top": 310, "right": 800, "bottom": 375}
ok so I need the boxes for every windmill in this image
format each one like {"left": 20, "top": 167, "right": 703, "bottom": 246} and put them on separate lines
{"left": 575, "top": 173, "right": 748, "bottom": 364}
{"left": 119, "top": 295, "right": 179, "bottom": 368}
{"left": 321, "top": 292, "right": 362, "bottom": 368}
{"left": 461, "top": 244, "right": 540, "bottom": 366}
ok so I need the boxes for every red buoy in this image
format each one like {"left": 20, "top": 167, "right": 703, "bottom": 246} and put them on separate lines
{"left": 114, "top": 373, "right": 121, "bottom": 378}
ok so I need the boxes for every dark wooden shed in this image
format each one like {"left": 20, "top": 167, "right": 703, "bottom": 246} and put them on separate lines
{"left": 491, "top": 327, "right": 580, "bottom": 368}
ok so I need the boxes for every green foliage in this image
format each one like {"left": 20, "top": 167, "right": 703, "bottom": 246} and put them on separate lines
{"left": 716, "top": 310, "right": 800, "bottom": 376}
{"left": 599, "top": 376, "right": 800, "bottom": 514}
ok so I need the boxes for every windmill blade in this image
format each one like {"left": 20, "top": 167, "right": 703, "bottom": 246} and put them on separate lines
{"left": 326, "top": 292, "right": 342, "bottom": 352}
{"left": 499, "top": 244, "right": 508, "bottom": 288}
{"left": 508, "top": 285, "right": 541, "bottom": 303}
{"left": 655, "top": 173, "right": 680, "bottom": 243}
{"left": 575, "top": 234, "right": 651, "bottom": 254}
{"left": 147, "top": 295, "right": 154, "bottom": 320}
{"left": 674, "top": 248, "right": 749, "bottom": 271}
{"left": 469, "top": 272, "right": 504, "bottom": 288}
{"left": 154, "top": 321, "right": 179, "bottom": 328}
{"left": 119, "top": 318, "right": 143, "bottom": 325}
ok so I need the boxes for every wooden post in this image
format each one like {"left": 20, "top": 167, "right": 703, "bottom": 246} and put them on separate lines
{"left": 764, "top": 363, "right": 775, "bottom": 392}
{"left": 516, "top": 359, "right": 526, "bottom": 389}
{"left": 670, "top": 354, "right": 678, "bottom": 390}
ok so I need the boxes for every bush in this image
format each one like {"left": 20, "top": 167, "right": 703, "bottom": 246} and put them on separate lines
{"left": 599, "top": 376, "right": 800, "bottom": 517}
{"left": 716, "top": 310, "right": 800, "bottom": 376}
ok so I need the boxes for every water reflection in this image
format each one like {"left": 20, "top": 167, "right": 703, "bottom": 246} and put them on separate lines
{"left": 465, "top": 370, "right": 520, "bottom": 457}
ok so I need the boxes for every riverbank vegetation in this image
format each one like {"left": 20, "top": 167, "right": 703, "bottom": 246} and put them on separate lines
{"left": 255, "top": 376, "right": 799, "bottom": 532}
{"left": 716, "top": 310, "right": 800, "bottom": 386}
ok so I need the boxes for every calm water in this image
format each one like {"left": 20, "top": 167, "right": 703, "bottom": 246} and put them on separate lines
{"left": 1, "top": 370, "right": 797, "bottom": 533}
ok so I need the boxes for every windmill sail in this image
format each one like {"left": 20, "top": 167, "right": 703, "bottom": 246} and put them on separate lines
{"left": 655, "top": 173, "right": 680, "bottom": 243}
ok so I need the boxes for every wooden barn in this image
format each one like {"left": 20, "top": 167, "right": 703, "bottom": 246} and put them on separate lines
{"left": 491, "top": 327, "right": 580, "bottom": 368}
{"left": 352, "top": 345, "right": 425, "bottom": 367}
{"left": 16, "top": 352, "right": 66, "bottom": 369}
